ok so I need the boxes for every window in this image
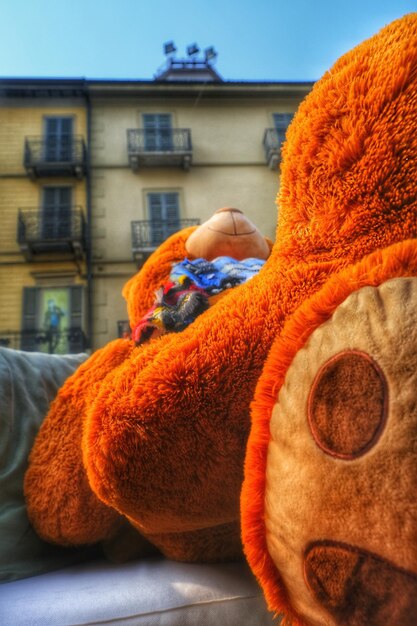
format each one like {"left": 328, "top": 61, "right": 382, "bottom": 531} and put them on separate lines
{"left": 21, "top": 285, "right": 84, "bottom": 354}
{"left": 117, "top": 320, "right": 131, "bottom": 339}
{"left": 147, "top": 192, "right": 180, "bottom": 245}
{"left": 41, "top": 186, "right": 73, "bottom": 240}
{"left": 44, "top": 117, "right": 73, "bottom": 162}
{"left": 143, "top": 114, "right": 173, "bottom": 151}
{"left": 273, "top": 113, "right": 294, "bottom": 144}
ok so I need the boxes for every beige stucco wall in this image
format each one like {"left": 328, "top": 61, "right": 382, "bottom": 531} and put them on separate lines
{"left": 91, "top": 97, "right": 301, "bottom": 168}
{"left": 90, "top": 165, "right": 279, "bottom": 261}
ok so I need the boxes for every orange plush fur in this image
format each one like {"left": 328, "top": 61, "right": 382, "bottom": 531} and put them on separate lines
{"left": 241, "top": 13, "right": 417, "bottom": 626}
{"left": 25, "top": 14, "right": 417, "bottom": 573}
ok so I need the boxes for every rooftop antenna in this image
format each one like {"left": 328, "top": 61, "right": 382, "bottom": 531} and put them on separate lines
{"left": 204, "top": 46, "right": 218, "bottom": 64}
{"left": 163, "top": 41, "right": 177, "bottom": 57}
{"left": 186, "top": 43, "right": 200, "bottom": 57}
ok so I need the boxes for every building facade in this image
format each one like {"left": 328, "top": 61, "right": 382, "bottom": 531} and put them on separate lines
{"left": 0, "top": 63, "right": 313, "bottom": 353}
{"left": 0, "top": 80, "right": 90, "bottom": 354}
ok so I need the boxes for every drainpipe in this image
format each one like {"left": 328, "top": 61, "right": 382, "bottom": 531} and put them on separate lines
{"left": 85, "top": 81, "right": 93, "bottom": 352}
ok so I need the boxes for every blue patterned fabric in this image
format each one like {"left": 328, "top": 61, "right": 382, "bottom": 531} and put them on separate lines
{"left": 170, "top": 257, "right": 266, "bottom": 294}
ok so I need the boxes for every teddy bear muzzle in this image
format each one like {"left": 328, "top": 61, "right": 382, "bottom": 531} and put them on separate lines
{"left": 304, "top": 540, "right": 417, "bottom": 626}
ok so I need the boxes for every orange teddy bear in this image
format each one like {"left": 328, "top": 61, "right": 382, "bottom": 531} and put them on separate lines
{"left": 241, "top": 13, "right": 417, "bottom": 626}
{"left": 25, "top": 207, "right": 273, "bottom": 562}
{"left": 25, "top": 15, "right": 417, "bottom": 626}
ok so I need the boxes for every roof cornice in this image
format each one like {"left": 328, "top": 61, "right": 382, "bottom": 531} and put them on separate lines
{"left": 0, "top": 77, "right": 315, "bottom": 100}
{"left": 87, "top": 79, "right": 314, "bottom": 99}
{"left": 0, "top": 78, "right": 87, "bottom": 98}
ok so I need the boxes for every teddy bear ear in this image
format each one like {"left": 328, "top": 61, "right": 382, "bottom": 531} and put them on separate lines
{"left": 269, "top": 273, "right": 417, "bottom": 625}
{"left": 185, "top": 207, "right": 271, "bottom": 261}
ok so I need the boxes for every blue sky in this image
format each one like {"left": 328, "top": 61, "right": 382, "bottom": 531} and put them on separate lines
{"left": 0, "top": 0, "right": 415, "bottom": 82}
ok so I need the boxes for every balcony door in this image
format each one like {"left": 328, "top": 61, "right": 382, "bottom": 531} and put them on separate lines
{"left": 148, "top": 192, "right": 180, "bottom": 245}
{"left": 44, "top": 116, "right": 73, "bottom": 162}
{"left": 273, "top": 113, "right": 294, "bottom": 144}
{"left": 41, "top": 187, "right": 72, "bottom": 240}
{"left": 143, "top": 114, "right": 173, "bottom": 151}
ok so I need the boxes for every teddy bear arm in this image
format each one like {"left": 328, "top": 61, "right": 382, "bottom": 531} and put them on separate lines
{"left": 24, "top": 339, "right": 135, "bottom": 546}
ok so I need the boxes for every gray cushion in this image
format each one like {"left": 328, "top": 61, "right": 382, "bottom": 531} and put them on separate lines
{"left": 0, "top": 557, "right": 277, "bottom": 625}
{"left": 0, "top": 347, "right": 91, "bottom": 583}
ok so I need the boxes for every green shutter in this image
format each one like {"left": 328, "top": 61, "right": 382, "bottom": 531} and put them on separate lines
{"left": 42, "top": 187, "right": 72, "bottom": 239}
{"left": 148, "top": 192, "right": 180, "bottom": 244}
{"left": 44, "top": 117, "right": 73, "bottom": 161}
{"left": 164, "top": 193, "right": 180, "bottom": 237}
{"left": 148, "top": 193, "right": 163, "bottom": 221}
{"left": 143, "top": 114, "right": 172, "bottom": 130}
{"left": 143, "top": 114, "right": 172, "bottom": 151}
{"left": 68, "top": 285, "right": 85, "bottom": 353}
{"left": 165, "top": 193, "right": 180, "bottom": 223}
{"left": 273, "top": 113, "right": 294, "bottom": 145}
{"left": 21, "top": 287, "right": 39, "bottom": 351}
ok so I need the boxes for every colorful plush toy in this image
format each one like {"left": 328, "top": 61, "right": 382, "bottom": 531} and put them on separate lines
{"left": 24, "top": 15, "right": 417, "bottom": 624}
{"left": 241, "top": 13, "right": 417, "bottom": 626}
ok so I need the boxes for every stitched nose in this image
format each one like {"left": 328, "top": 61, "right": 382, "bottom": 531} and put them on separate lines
{"left": 304, "top": 541, "right": 417, "bottom": 626}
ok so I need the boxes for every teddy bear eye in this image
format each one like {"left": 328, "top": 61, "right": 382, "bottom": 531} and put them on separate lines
{"left": 307, "top": 350, "right": 388, "bottom": 460}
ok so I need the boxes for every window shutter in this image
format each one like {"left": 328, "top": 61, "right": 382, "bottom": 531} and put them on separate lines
{"left": 59, "top": 118, "right": 73, "bottom": 160}
{"left": 44, "top": 117, "right": 73, "bottom": 161}
{"left": 68, "top": 285, "right": 85, "bottom": 353}
{"left": 45, "top": 117, "right": 59, "bottom": 138}
{"left": 42, "top": 187, "right": 56, "bottom": 211}
{"left": 45, "top": 117, "right": 73, "bottom": 138}
{"left": 59, "top": 187, "right": 72, "bottom": 206}
{"left": 42, "top": 186, "right": 72, "bottom": 208}
{"left": 165, "top": 193, "right": 179, "bottom": 221}
{"left": 60, "top": 118, "right": 73, "bottom": 136}
{"left": 273, "top": 113, "right": 294, "bottom": 128}
{"left": 143, "top": 114, "right": 172, "bottom": 130}
{"left": 143, "top": 114, "right": 172, "bottom": 151}
{"left": 21, "top": 287, "right": 40, "bottom": 351}
{"left": 148, "top": 192, "right": 180, "bottom": 244}
{"left": 148, "top": 193, "right": 163, "bottom": 221}
{"left": 158, "top": 114, "right": 172, "bottom": 130}
{"left": 148, "top": 193, "right": 163, "bottom": 244}
{"left": 273, "top": 113, "right": 294, "bottom": 144}
{"left": 42, "top": 187, "right": 73, "bottom": 239}
{"left": 164, "top": 193, "right": 180, "bottom": 237}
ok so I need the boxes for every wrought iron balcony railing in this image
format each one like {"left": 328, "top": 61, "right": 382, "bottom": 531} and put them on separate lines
{"left": 0, "top": 328, "right": 87, "bottom": 354}
{"left": 263, "top": 128, "right": 285, "bottom": 169}
{"left": 127, "top": 129, "right": 192, "bottom": 171}
{"left": 131, "top": 218, "right": 200, "bottom": 263}
{"left": 24, "top": 136, "right": 87, "bottom": 179}
{"left": 17, "top": 207, "right": 87, "bottom": 260}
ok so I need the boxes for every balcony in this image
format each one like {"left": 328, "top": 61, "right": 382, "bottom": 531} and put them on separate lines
{"left": 24, "top": 136, "right": 87, "bottom": 179}
{"left": 263, "top": 128, "right": 284, "bottom": 169}
{"left": 17, "top": 207, "right": 87, "bottom": 261}
{"left": 131, "top": 218, "right": 200, "bottom": 264}
{"left": 127, "top": 129, "right": 192, "bottom": 171}
{"left": 0, "top": 328, "right": 87, "bottom": 354}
